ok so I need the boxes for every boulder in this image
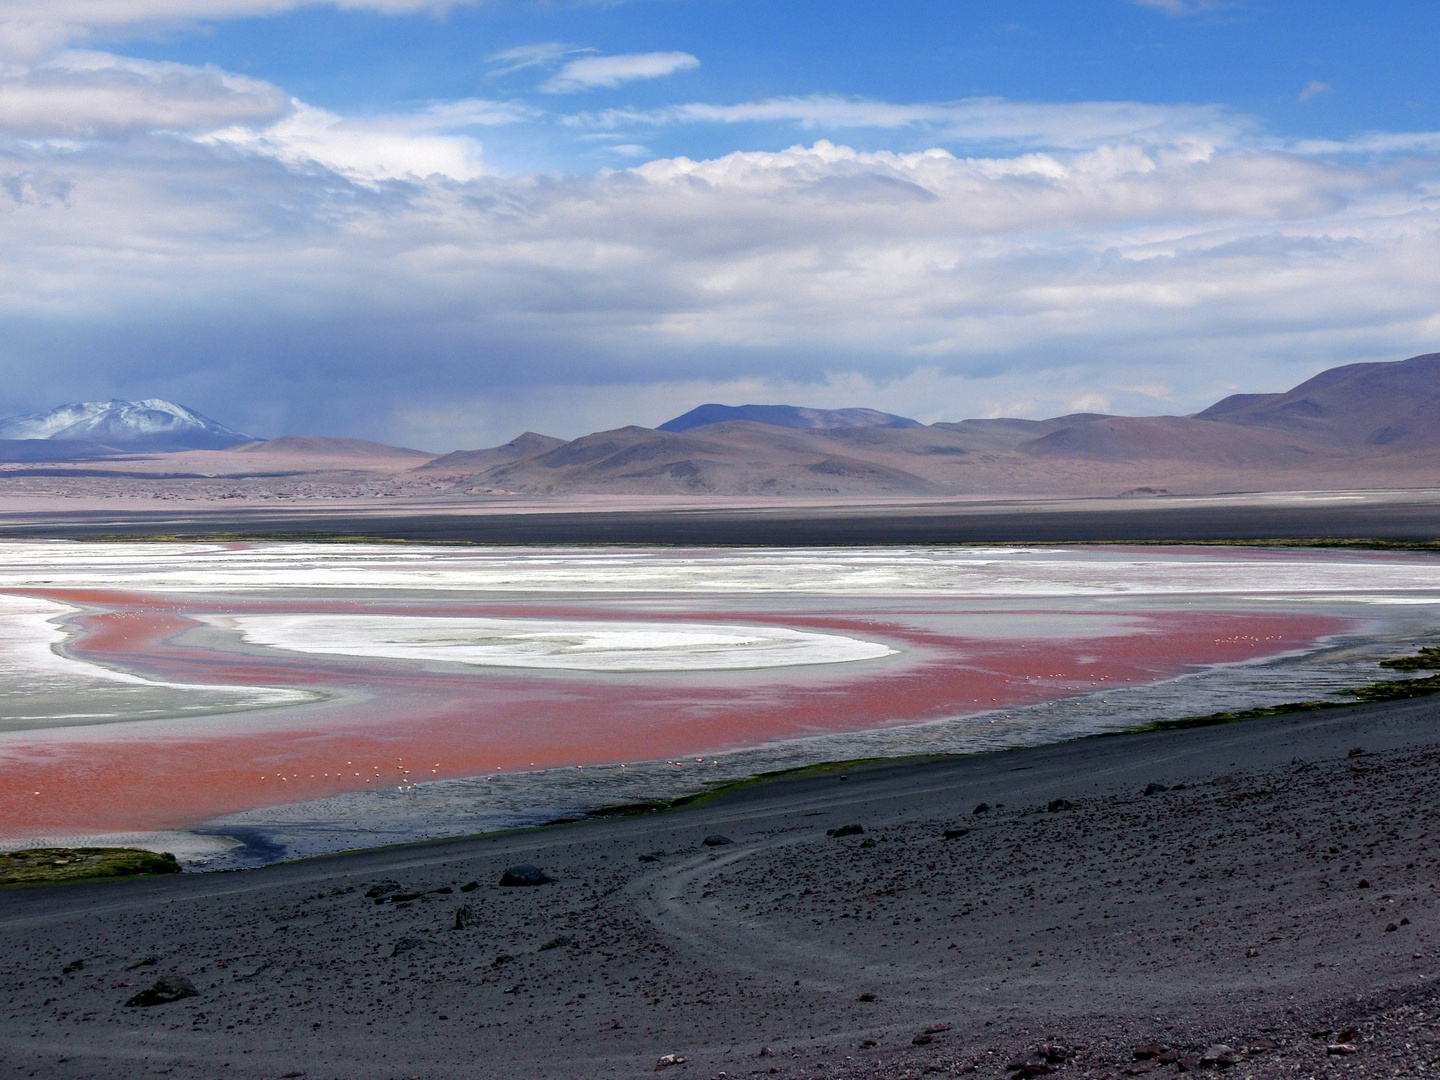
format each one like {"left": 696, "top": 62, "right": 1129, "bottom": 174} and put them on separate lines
{"left": 702, "top": 835, "right": 734, "bottom": 847}
{"left": 499, "top": 864, "right": 553, "bottom": 887}
{"left": 124, "top": 976, "right": 198, "bottom": 1007}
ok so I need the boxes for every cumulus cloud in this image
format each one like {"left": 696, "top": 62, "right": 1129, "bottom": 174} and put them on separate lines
{"left": 205, "top": 97, "right": 529, "bottom": 181}
{"left": 0, "top": 51, "right": 290, "bottom": 138}
{"left": 542, "top": 51, "right": 698, "bottom": 93}
{"left": 3, "top": 107, "right": 1438, "bottom": 446}
{"left": 0, "top": 44, "right": 1435, "bottom": 446}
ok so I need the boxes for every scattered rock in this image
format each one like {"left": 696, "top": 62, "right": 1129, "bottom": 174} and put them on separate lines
{"left": 758, "top": 1046, "right": 775, "bottom": 1057}
{"left": 655, "top": 1053, "right": 686, "bottom": 1069}
{"left": 365, "top": 880, "right": 402, "bottom": 899}
{"left": 856, "top": 993, "right": 877, "bottom": 1002}
{"left": 1347, "top": 747, "right": 1364, "bottom": 757}
{"left": 390, "top": 937, "right": 426, "bottom": 957}
{"left": 943, "top": 828, "right": 970, "bottom": 840}
{"left": 492, "top": 954, "right": 513, "bottom": 967}
{"left": 1358, "top": 878, "right": 1372, "bottom": 889}
{"left": 1336, "top": 1028, "right": 1359, "bottom": 1043}
{"left": 1132, "top": 1044, "right": 1167, "bottom": 1060}
{"left": 374, "top": 891, "right": 425, "bottom": 905}
{"left": 538, "top": 936, "right": 572, "bottom": 951}
{"left": 1199, "top": 1044, "right": 1236, "bottom": 1067}
{"left": 922, "top": 1023, "right": 952, "bottom": 1034}
{"left": 1386, "top": 922, "right": 1399, "bottom": 932}
{"left": 61, "top": 959, "right": 84, "bottom": 974}
{"left": 452, "top": 905, "right": 475, "bottom": 931}
{"left": 459, "top": 880, "right": 479, "bottom": 892}
{"left": 702, "top": 835, "right": 734, "bottom": 847}
{"left": 827, "top": 824, "right": 864, "bottom": 837}
{"left": 1246, "top": 1039, "right": 1278, "bottom": 1054}
{"left": 1327, "top": 1042, "right": 1358, "bottom": 1055}
{"left": 1012, "top": 1065, "right": 1052, "bottom": 1079}
{"left": 638, "top": 851, "right": 665, "bottom": 862}
{"left": 499, "top": 865, "right": 553, "bottom": 887}
{"left": 912, "top": 1034, "right": 933, "bottom": 1046}
{"left": 124, "top": 976, "right": 198, "bottom": 1007}
{"left": 859, "top": 1039, "right": 878, "bottom": 1049}
{"left": 972, "top": 803, "right": 990, "bottom": 814}
{"left": 124, "top": 956, "right": 158, "bottom": 971}
{"left": 1143, "top": 783, "right": 1169, "bottom": 796}
{"left": 1047, "top": 799, "right": 1073, "bottom": 812}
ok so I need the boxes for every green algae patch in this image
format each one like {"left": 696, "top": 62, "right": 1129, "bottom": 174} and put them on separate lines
{"left": 1380, "top": 645, "right": 1440, "bottom": 672}
{"left": 0, "top": 847, "right": 180, "bottom": 887}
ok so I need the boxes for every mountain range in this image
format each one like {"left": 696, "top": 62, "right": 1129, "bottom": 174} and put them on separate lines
{"left": 7, "top": 352, "right": 1440, "bottom": 498}
{"left": 417, "top": 352, "right": 1440, "bottom": 496}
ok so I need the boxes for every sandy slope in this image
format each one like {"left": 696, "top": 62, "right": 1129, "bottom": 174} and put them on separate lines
{"left": 1, "top": 698, "right": 1438, "bottom": 1078}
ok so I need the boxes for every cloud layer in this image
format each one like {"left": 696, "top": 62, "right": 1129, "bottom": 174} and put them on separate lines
{"left": 0, "top": 37, "right": 1437, "bottom": 448}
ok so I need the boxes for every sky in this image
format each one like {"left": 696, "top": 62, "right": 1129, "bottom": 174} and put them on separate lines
{"left": 0, "top": 0, "right": 1437, "bottom": 449}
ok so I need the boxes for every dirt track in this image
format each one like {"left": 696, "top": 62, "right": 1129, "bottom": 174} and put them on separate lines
{"left": 1, "top": 696, "right": 1439, "bottom": 1078}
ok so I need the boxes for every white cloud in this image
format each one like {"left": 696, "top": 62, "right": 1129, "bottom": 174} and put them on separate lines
{"left": 542, "top": 51, "right": 698, "bottom": 93}
{"left": 1298, "top": 80, "right": 1332, "bottom": 103}
{"left": 568, "top": 94, "right": 1248, "bottom": 152}
{"left": 0, "top": 0, "right": 475, "bottom": 60}
{"left": 0, "top": 51, "right": 290, "bottom": 137}
{"left": 1128, "top": 0, "right": 1233, "bottom": 15}
{"left": 205, "top": 100, "right": 511, "bottom": 181}
{"left": 0, "top": 58, "right": 1437, "bottom": 446}
{"left": 487, "top": 42, "right": 583, "bottom": 77}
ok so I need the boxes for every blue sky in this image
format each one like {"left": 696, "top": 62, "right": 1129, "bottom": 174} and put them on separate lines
{"left": 0, "top": 0, "right": 1437, "bottom": 447}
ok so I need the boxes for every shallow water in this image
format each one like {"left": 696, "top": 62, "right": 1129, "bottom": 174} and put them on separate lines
{"left": 1, "top": 541, "right": 1437, "bottom": 868}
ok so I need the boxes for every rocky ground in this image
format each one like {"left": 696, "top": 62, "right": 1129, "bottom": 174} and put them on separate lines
{"left": 0, "top": 697, "right": 1438, "bottom": 1078}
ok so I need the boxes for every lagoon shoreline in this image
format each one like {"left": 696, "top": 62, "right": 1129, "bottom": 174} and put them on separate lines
{"left": 1, "top": 695, "right": 1439, "bottom": 1077}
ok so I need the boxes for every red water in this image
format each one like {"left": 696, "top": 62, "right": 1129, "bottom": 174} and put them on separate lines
{"left": 0, "top": 588, "right": 1347, "bottom": 835}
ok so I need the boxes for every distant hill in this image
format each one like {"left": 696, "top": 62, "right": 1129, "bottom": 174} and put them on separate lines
{"left": 1193, "top": 352, "right": 1440, "bottom": 451}
{"left": 231, "top": 436, "right": 434, "bottom": 459}
{"left": 0, "top": 399, "right": 251, "bottom": 454}
{"left": 421, "top": 351, "right": 1440, "bottom": 497}
{"left": 658, "top": 404, "right": 922, "bottom": 433}
{"left": 11, "top": 353, "right": 1440, "bottom": 499}
{"left": 418, "top": 432, "right": 565, "bottom": 474}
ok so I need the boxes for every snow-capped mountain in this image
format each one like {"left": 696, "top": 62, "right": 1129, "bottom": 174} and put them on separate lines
{"left": 0, "top": 399, "right": 253, "bottom": 451}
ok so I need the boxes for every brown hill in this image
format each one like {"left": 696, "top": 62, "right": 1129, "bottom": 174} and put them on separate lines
{"left": 417, "top": 432, "right": 566, "bottom": 475}
{"left": 232, "top": 436, "right": 435, "bottom": 459}
{"left": 1194, "top": 351, "right": 1440, "bottom": 451}
{"left": 425, "top": 351, "right": 1440, "bottom": 497}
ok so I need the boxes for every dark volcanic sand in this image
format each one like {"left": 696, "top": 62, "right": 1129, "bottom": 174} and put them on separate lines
{"left": 2, "top": 699, "right": 1439, "bottom": 1079}
{"left": 8, "top": 489, "right": 1440, "bottom": 543}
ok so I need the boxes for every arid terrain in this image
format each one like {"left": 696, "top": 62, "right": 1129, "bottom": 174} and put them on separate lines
{"left": 1, "top": 695, "right": 1437, "bottom": 1078}
{"left": 5, "top": 354, "right": 1440, "bottom": 510}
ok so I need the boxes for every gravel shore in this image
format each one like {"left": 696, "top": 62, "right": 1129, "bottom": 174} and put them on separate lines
{"left": 1, "top": 696, "right": 1438, "bottom": 1078}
